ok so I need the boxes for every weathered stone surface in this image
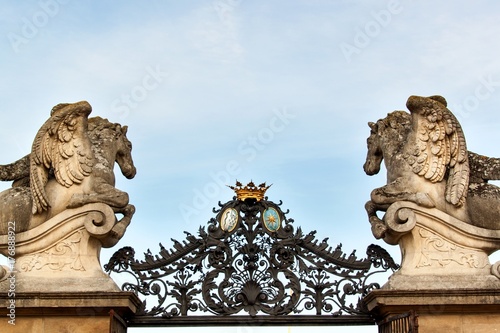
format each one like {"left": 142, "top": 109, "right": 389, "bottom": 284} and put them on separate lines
{"left": 363, "top": 95, "right": 500, "bottom": 281}
{"left": 0, "top": 101, "right": 136, "bottom": 293}
{"left": 0, "top": 154, "right": 30, "bottom": 187}
{"left": 0, "top": 102, "right": 136, "bottom": 235}
{"left": 364, "top": 95, "right": 500, "bottom": 332}
{"left": 365, "top": 289, "right": 500, "bottom": 333}
{"left": 0, "top": 203, "right": 126, "bottom": 292}
{"left": 0, "top": 291, "right": 140, "bottom": 333}
{"left": 379, "top": 201, "right": 500, "bottom": 290}
{"left": 364, "top": 95, "right": 500, "bottom": 235}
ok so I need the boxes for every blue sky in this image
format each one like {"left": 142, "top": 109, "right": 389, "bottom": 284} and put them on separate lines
{"left": 2, "top": 1, "right": 500, "bottom": 332}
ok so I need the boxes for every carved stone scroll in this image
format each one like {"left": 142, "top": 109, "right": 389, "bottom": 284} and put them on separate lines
{"left": 381, "top": 201, "right": 500, "bottom": 289}
{"left": 0, "top": 203, "right": 123, "bottom": 292}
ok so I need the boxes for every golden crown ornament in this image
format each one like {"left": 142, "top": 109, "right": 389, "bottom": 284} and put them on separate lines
{"left": 228, "top": 181, "right": 271, "bottom": 201}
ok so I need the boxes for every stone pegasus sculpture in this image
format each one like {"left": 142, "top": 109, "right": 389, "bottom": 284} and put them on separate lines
{"left": 0, "top": 101, "right": 137, "bottom": 291}
{"left": 0, "top": 101, "right": 136, "bottom": 239}
{"left": 363, "top": 95, "right": 500, "bottom": 286}
{"left": 364, "top": 95, "right": 500, "bottom": 238}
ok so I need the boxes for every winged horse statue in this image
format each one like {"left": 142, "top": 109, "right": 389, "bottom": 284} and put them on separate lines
{"left": 364, "top": 95, "right": 500, "bottom": 239}
{"left": 0, "top": 101, "right": 136, "bottom": 240}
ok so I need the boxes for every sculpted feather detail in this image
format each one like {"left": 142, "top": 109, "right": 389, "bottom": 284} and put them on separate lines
{"left": 405, "top": 95, "right": 469, "bottom": 206}
{"left": 30, "top": 102, "right": 95, "bottom": 214}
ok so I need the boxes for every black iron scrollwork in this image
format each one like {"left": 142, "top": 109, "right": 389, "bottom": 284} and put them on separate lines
{"left": 105, "top": 197, "right": 399, "bottom": 320}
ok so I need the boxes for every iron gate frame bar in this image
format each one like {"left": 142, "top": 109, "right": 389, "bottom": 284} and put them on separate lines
{"left": 127, "top": 314, "right": 376, "bottom": 327}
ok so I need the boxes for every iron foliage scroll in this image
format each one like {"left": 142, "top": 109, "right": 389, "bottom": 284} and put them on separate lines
{"left": 105, "top": 195, "right": 398, "bottom": 323}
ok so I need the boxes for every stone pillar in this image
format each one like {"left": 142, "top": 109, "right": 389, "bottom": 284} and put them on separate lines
{"left": 365, "top": 201, "right": 500, "bottom": 332}
{"left": 365, "top": 289, "right": 500, "bottom": 332}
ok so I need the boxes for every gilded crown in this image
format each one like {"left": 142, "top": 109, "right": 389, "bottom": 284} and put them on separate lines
{"left": 228, "top": 181, "right": 271, "bottom": 201}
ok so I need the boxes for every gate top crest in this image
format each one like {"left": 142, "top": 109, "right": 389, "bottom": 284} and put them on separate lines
{"left": 105, "top": 182, "right": 398, "bottom": 326}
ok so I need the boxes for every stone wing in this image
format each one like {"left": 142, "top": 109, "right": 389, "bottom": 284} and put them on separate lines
{"left": 405, "top": 95, "right": 469, "bottom": 206}
{"left": 30, "top": 102, "right": 95, "bottom": 214}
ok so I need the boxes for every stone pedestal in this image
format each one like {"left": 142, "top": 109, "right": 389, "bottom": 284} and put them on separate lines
{"left": 0, "top": 203, "right": 139, "bottom": 332}
{"left": 0, "top": 203, "right": 126, "bottom": 292}
{"left": 366, "top": 201, "right": 500, "bottom": 332}
{"left": 0, "top": 291, "right": 141, "bottom": 333}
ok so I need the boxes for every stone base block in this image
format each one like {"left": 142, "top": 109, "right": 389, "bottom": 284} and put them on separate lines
{"left": 364, "top": 288, "right": 500, "bottom": 332}
{"left": 0, "top": 291, "right": 140, "bottom": 333}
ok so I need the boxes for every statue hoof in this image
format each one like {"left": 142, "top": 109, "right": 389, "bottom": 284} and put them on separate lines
{"left": 370, "top": 217, "right": 387, "bottom": 239}
{"left": 124, "top": 204, "right": 136, "bottom": 216}
{"left": 109, "top": 224, "right": 127, "bottom": 240}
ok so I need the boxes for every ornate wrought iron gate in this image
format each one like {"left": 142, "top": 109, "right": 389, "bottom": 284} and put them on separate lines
{"left": 105, "top": 183, "right": 399, "bottom": 327}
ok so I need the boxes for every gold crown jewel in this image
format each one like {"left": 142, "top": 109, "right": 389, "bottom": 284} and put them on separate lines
{"left": 228, "top": 181, "right": 272, "bottom": 201}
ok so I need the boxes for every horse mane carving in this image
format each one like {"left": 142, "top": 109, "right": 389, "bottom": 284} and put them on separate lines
{"left": 30, "top": 101, "right": 95, "bottom": 214}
